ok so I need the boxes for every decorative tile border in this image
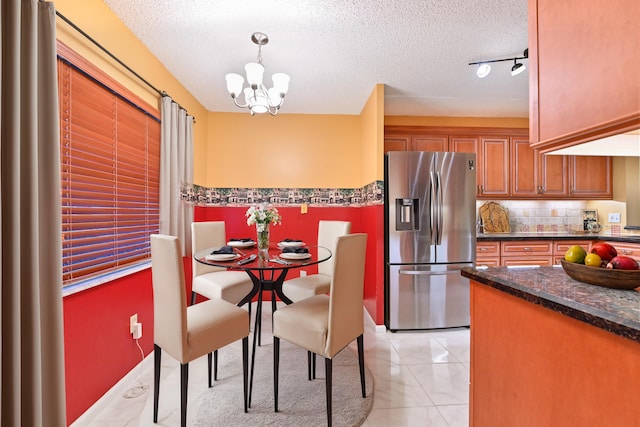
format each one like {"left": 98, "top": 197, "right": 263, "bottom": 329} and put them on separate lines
{"left": 181, "top": 181, "right": 384, "bottom": 207}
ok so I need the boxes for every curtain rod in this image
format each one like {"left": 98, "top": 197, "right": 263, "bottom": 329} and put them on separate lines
{"left": 54, "top": 9, "right": 195, "bottom": 121}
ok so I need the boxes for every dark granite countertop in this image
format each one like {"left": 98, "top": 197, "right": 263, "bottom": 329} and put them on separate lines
{"left": 461, "top": 266, "right": 640, "bottom": 343}
{"left": 477, "top": 232, "right": 640, "bottom": 244}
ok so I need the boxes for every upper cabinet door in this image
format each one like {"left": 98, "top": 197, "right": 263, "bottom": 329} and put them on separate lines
{"left": 411, "top": 136, "right": 448, "bottom": 152}
{"left": 539, "top": 153, "right": 569, "bottom": 198}
{"left": 529, "top": 0, "right": 640, "bottom": 150}
{"left": 479, "top": 137, "right": 509, "bottom": 198}
{"left": 569, "top": 156, "right": 612, "bottom": 199}
{"left": 384, "top": 136, "right": 410, "bottom": 154}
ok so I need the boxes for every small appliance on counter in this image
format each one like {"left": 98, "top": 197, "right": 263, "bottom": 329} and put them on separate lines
{"left": 384, "top": 151, "right": 476, "bottom": 331}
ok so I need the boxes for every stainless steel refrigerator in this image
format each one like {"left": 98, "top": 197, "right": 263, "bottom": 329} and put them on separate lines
{"left": 384, "top": 151, "right": 476, "bottom": 331}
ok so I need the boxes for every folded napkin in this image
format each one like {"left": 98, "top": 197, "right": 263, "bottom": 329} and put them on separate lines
{"left": 281, "top": 238, "right": 303, "bottom": 243}
{"left": 230, "top": 238, "right": 253, "bottom": 242}
{"left": 211, "top": 246, "right": 234, "bottom": 254}
{"left": 282, "top": 246, "right": 309, "bottom": 254}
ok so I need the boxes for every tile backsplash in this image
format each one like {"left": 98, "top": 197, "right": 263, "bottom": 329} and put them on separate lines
{"left": 477, "top": 200, "right": 636, "bottom": 235}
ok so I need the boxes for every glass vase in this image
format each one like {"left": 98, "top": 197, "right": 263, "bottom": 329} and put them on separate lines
{"left": 256, "top": 223, "right": 270, "bottom": 257}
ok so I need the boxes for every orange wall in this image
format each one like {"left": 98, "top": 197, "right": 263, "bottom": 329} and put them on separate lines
{"left": 205, "top": 112, "right": 362, "bottom": 188}
{"left": 54, "top": 0, "right": 210, "bottom": 183}
{"left": 360, "top": 84, "right": 385, "bottom": 183}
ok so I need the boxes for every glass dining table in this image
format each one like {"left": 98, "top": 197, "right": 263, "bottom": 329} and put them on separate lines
{"left": 193, "top": 242, "right": 332, "bottom": 407}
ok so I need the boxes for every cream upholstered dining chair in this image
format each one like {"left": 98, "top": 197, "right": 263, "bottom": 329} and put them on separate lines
{"left": 281, "top": 220, "right": 351, "bottom": 302}
{"left": 150, "top": 234, "right": 249, "bottom": 427}
{"left": 273, "top": 233, "right": 368, "bottom": 426}
{"left": 191, "top": 221, "right": 254, "bottom": 381}
{"left": 191, "top": 221, "right": 254, "bottom": 307}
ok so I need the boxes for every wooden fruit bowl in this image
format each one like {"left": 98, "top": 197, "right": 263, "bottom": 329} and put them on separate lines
{"left": 560, "top": 260, "right": 640, "bottom": 290}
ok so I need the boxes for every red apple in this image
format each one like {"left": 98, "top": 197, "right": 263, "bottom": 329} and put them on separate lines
{"left": 590, "top": 242, "right": 617, "bottom": 262}
{"left": 606, "top": 255, "right": 639, "bottom": 270}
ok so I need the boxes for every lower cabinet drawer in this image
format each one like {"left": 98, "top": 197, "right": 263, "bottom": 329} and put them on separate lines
{"left": 604, "top": 241, "right": 640, "bottom": 262}
{"left": 502, "top": 257, "right": 554, "bottom": 267}
{"left": 476, "top": 257, "right": 500, "bottom": 267}
{"left": 501, "top": 241, "right": 553, "bottom": 256}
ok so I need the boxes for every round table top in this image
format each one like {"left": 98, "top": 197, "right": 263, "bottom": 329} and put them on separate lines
{"left": 193, "top": 243, "right": 331, "bottom": 270}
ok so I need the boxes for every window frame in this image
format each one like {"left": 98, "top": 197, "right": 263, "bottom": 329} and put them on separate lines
{"left": 57, "top": 41, "right": 161, "bottom": 294}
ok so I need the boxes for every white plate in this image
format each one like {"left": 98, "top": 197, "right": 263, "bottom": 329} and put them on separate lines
{"left": 280, "top": 252, "right": 311, "bottom": 260}
{"left": 205, "top": 253, "right": 241, "bottom": 262}
{"left": 227, "top": 240, "right": 256, "bottom": 248}
{"left": 278, "top": 241, "right": 305, "bottom": 248}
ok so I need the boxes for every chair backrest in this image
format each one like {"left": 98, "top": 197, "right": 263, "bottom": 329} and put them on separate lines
{"left": 325, "top": 233, "right": 367, "bottom": 358}
{"left": 317, "top": 220, "right": 351, "bottom": 277}
{"left": 150, "top": 234, "right": 189, "bottom": 362}
{"left": 191, "top": 221, "right": 227, "bottom": 277}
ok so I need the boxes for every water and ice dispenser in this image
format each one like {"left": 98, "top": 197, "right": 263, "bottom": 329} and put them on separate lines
{"left": 395, "top": 198, "right": 419, "bottom": 231}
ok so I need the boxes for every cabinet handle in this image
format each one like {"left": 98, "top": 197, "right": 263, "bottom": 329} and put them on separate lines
{"left": 523, "top": 247, "right": 531, "bottom": 251}
{"left": 479, "top": 247, "right": 488, "bottom": 252}
{"left": 620, "top": 249, "right": 633, "bottom": 255}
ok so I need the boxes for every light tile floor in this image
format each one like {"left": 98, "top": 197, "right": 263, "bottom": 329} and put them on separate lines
{"left": 72, "top": 303, "right": 469, "bottom": 426}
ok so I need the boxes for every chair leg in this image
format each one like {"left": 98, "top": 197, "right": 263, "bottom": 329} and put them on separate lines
{"left": 242, "top": 336, "right": 249, "bottom": 413}
{"left": 214, "top": 350, "right": 218, "bottom": 381}
{"left": 307, "top": 351, "right": 312, "bottom": 380}
{"left": 273, "top": 336, "right": 280, "bottom": 413}
{"left": 313, "top": 353, "right": 317, "bottom": 379}
{"left": 357, "top": 334, "right": 366, "bottom": 398}
{"left": 190, "top": 291, "right": 196, "bottom": 305}
{"left": 325, "top": 357, "right": 332, "bottom": 427}
{"left": 207, "top": 353, "right": 212, "bottom": 387}
{"left": 180, "top": 363, "right": 189, "bottom": 427}
{"left": 153, "top": 344, "right": 161, "bottom": 423}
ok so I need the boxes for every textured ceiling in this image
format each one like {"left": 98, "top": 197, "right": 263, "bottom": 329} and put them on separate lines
{"left": 102, "top": 0, "right": 529, "bottom": 117}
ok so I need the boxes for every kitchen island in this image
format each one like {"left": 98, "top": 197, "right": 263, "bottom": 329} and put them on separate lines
{"left": 461, "top": 265, "right": 639, "bottom": 427}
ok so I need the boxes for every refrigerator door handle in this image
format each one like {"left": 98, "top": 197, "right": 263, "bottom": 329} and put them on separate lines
{"left": 429, "top": 171, "right": 436, "bottom": 245}
{"left": 399, "top": 270, "right": 461, "bottom": 276}
{"left": 434, "top": 171, "right": 443, "bottom": 245}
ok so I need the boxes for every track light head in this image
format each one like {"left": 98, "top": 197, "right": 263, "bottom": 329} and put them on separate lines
{"left": 511, "top": 60, "right": 525, "bottom": 76}
{"left": 476, "top": 63, "right": 491, "bottom": 78}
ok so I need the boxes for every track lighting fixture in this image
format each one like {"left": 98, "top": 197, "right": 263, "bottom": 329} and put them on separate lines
{"left": 469, "top": 48, "right": 528, "bottom": 78}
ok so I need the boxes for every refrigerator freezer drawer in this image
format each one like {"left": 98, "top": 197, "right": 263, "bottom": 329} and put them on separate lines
{"left": 387, "top": 264, "right": 471, "bottom": 330}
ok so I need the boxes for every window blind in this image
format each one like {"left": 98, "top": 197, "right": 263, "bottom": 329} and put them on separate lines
{"left": 58, "top": 59, "right": 160, "bottom": 285}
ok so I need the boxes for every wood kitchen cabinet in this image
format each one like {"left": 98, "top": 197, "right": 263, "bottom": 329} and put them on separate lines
{"left": 553, "top": 240, "right": 593, "bottom": 265}
{"left": 477, "top": 137, "right": 509, "bottom": 199}
{"left": 476, "top": 241, "right": 501, "bottom": 267}
{"left": 510, "top": 137, "right": 568, "bottom": 198}
{"left": 500, "top": 241, "right": 553, "bottom": 266}
{"left": 384, "top": 126, "right": 612, "bottom": 201}
{"left": 603, "top": 241, "right": 640, "bottom": 263}
{"left": 383, "top": 135, "right": 410, "bottom": 153}
{"left": 384, "top": 134, "right": 448, "bottom": 153}
{"left": 569, "top": 155, "right": 612, "bottom": 199}
{"left": 528, "top": 0, "right": 640, "bottom": 151}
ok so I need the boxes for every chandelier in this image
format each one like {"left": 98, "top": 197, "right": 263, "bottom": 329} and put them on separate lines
{"left": 225, "top": 32, "right": 290, "bottom": 116}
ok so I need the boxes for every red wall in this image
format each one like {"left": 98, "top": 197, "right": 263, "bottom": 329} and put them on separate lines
{"left": 63, "top": 204, "right": 384, "bottom": 424}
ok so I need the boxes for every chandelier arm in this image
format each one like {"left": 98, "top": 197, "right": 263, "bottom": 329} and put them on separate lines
{"left": 232, "top": 96, "right": 249, "bottom": 109}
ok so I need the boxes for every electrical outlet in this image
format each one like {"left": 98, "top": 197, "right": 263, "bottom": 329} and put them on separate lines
{"left": 130, "top": 314, "right": 138, "bottom": 334}
{"left": 300, "top": 270, "right": 307, "bottom": 277}
{"left": 608, "top": 213, "right": 621, "bottom": 223}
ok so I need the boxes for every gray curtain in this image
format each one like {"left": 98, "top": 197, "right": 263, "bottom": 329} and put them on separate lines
{"left": 0, "top": 1, "right": 66, "bottom": 426}
{"left": 160, "top": 96, "right": 194, "bottom": 256}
